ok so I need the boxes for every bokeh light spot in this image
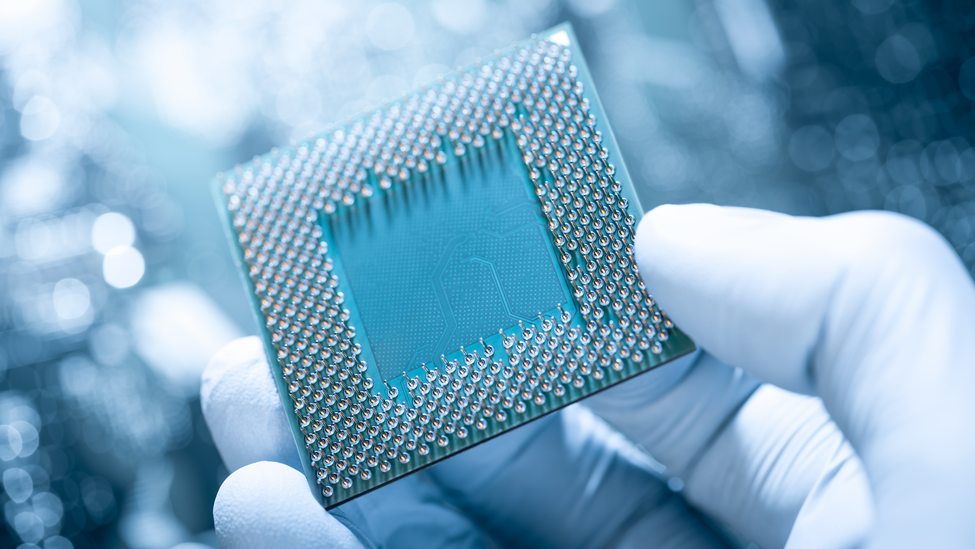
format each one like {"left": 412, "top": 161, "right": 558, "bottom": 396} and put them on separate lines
{"left": 789, "top": 125, "right": 835, "bottom": 172}
{"left": 835, "top": 114, "right": 880, "bottom": 161}
{"left": 103, "top": 246, "right": 145, "bottom": 288}
{"left": 92, "top": 212, "right": 136, "bottom": 254}
{"left": 19, "top": 95, "right": 60, "bottom": 140}
{"left": 10, "top": 421, "right": 38, "bottom": 459}
{"left": 53, "top": 278, "right": 91, "bottom": 319}
{"left": 32, "top": 492, "right": 64, "bottom": 527}
{"left": 876, "top": 35, "right": 922, "bottom": 84}
{"left": 13, "top": 511, "right": 44, "bottom": 543}
{"left": 3, "top": 468, "right": 33, "bottom": 503}
{"left": 0, "top": 425, "right": 23, "bottom": 461}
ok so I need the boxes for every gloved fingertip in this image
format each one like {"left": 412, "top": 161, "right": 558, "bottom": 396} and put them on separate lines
{"left": 201, "top": 336, "right": 265, "bottom": 412}
{"left": 200, "top": 335, "right": 302, "bottom": 472}
{"left": 636, "top": 204, "right": 787, "bottom": 267}
{"left": 635, "top": 204, "right": 699, "bottom": 264}
{"left": 215, "top": 461, "right": 365, "bottom": 549}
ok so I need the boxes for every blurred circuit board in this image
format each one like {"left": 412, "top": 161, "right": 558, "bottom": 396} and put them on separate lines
{"left": 215, "top": 24, "right": 694, "bottom": 508}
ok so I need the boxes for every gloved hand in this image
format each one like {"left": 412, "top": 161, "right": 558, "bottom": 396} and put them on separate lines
{"left": 202, "top": 341, "right": 732, "bottom": 549}
{"left": 586, "top": 204, "right": 975, "bottom": 549}
{"left": 202, "top": 204, "right": 975, "bottom": 548}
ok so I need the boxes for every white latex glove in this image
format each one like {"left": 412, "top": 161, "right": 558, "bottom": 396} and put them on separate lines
{"left": 587, "top": 204, "right": 975, "bottom": 549}
{"left": 202, "top": 338, "right": 732, "bottom": 549}
{"left": 203, "top": 204, "right": 975, "bottom": 548}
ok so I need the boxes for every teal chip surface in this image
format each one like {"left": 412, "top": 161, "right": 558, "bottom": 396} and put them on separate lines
{"left": 327, "top": 139, "right": 569, "bottom": 380}
{"left": 214, "top": 23, "right": 695, "bottom": 509}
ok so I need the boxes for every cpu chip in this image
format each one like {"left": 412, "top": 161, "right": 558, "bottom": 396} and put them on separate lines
{"left": 214, "top": 24, "right": 695, "bottom": 508}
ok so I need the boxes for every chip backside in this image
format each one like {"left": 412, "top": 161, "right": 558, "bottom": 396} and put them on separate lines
{"left": 214, "top": 23, "right": 695, "bottom": 509}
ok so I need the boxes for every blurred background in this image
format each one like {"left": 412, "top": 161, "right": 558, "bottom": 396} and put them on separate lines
{"left": 1, "top": 0, "right": 973, "bottom": 546}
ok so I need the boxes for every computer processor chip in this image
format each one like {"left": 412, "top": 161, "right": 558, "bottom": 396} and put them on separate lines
{"left": 214, "top": 23, "right": 695, "bottom": 508}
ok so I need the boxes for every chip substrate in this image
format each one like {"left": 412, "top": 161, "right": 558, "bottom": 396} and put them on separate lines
{"left": 214, "top": 23, "right": 695, "bottom": 508}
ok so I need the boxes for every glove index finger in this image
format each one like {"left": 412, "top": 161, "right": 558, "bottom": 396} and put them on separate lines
{"left": 635, "top": 204, "right": 830, "bottom": 395}
{"left": 637, "top": 204, "right": 975, "bottom": 548}
{"left": 201, "top": 336, "right": 302, "bottom": 473}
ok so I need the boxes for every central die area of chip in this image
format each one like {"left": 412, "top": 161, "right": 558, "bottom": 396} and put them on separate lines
{"left": 327, "top": 140, "right": 569, "bottom": 381}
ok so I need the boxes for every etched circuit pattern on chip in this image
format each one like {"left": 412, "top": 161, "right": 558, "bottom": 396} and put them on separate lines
{"left": 215, "top": 26, "right": 695, "bottom": 508}
{"left": 328, "top": 141, "right": 568, "bottom": 380}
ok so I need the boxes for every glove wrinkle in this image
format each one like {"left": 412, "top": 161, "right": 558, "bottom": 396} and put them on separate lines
{"left": 337, "top": 473, "right": 493, "bottom": 549}
{"left": 431, "top": 406, "right": 730, "bottom": 549}
{"left": 675, "top": 376, "right": 759, "bottom": 486}
{"left": 329, "top": 509, "right": 379, "bottom": 549}
{"left": 586, "top": 352, "right": 761, "bottom": 480}
{"left": 602, "top": 486, "right": 731, "bottom": 549}
{"left": 784, "top": 440, "right": 873, "bottom": 549}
